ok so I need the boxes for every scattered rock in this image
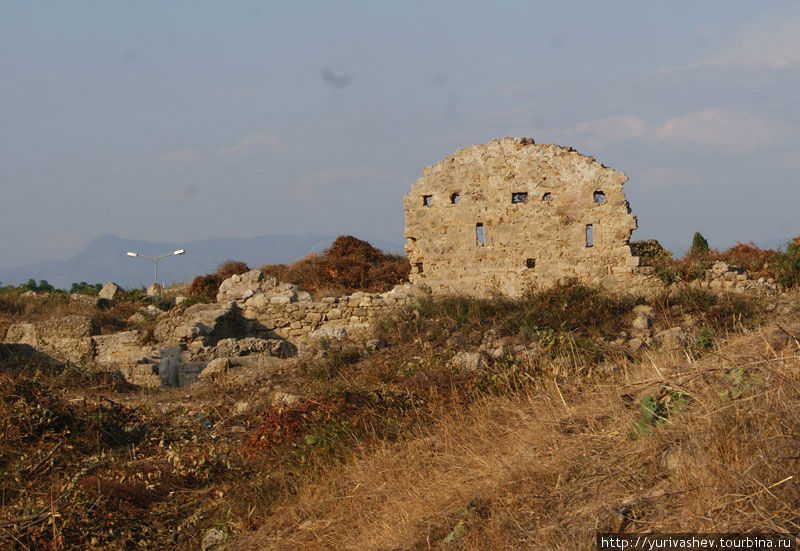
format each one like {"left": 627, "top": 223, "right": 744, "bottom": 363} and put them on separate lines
{"left": 99, "top": 281, "right": 123, "bottom": 300}
{"left": 198, "top": 358, "right": 230, "bottom": 381}
{"left": 272, "top": 392, "right": 301, "bottom": 408}
{"left": 656, "top": 327, "right": 688, "bottom": 351}
{"left": 201, "top": 527, "right": 227, "bottom": 551}
{"left": 627, "top": 338, "right": 644, "bottom": 353}
{"left": 70, "top": 293, "right": 103, "bottom": 307}
{"left": 451, "top": 351, "right": 486, "bottom": 373}
{"left": 127, "top": 312, "right": 146, "bottom": 325}
{"left": 311, "top": 328, "right": 349, "bottom": 341}
{"left": 147, "top": 283, "right": 163, "bottom": 297}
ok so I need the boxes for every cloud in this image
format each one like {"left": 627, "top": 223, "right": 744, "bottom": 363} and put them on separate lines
{"left": 159, "top": 148, "right": 202, "bottom": 164}
{"left": 215, "top": 131, "right": 280, "bottom": 158}
{"left": 320, "top": 68, "right": 354, "bottom": 89}
{"left": 658, "top": 6, "right": 800, "bottom": 73}
{"left": 654, "top": 109, "right": 776, "bottom": 149}
{"left": 558, "top": 110, "right": 778, "bottom": 151}
{"left": 705, "top": 7, "right": 800, "bottom": 68}
{"left": 561, "top": 116, "right": 647, "bottom": 146}
{"left": 297, "top": 166, "right": 382, "bottom": 200}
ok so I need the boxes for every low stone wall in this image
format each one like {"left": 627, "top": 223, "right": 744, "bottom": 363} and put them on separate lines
{"left": 216, "top": 270, "right": 427, "bottom": 343}
{"left": 5, "top": 315, "right": 99, "bottom": 365}
{"left": 690, "top": 261, "right": 781, "bottom": 295}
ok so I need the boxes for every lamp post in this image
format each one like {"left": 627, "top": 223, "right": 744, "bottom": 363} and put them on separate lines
{"left": 126, "top": 249, "right": 185, "bottom": 292}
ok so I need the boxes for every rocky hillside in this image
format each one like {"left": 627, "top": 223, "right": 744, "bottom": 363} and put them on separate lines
{"left": 0, "top": 252, "right": 799, "bottom": 549}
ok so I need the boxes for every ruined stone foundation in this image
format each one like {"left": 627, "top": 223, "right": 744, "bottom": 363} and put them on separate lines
{"left": 404, "top": 137, "right": 662, "bottom": 297}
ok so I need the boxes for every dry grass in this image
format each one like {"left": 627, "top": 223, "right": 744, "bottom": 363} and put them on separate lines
{"left": 238, "top": 309, "right": 800, "bottom": 550}
{"left": 0, "top": 291, "right": 140, "bottom": 340}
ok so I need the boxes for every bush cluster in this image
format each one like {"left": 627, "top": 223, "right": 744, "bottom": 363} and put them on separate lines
{"left": 632, "top": 232, "right": 800, "bottom": 287}
{"left": 260, "top": 235, "right": 410, "bottom": 296}
{"left": 188, "top": 260, "right": 251, "bottom": 301}
{"left": 773, "top": 236, "right": 800, "bottom": 288}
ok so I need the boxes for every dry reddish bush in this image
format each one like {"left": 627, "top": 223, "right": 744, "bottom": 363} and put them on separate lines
{"left": 720, "top": 241, "right": 777, "bottom": 275}
{"left": 260, "top": 235, "right": 410, "bottom": 296}
{"left": 188, "top": 260, "right": 251, "bottom": 301}
{"left": 187, "top": 273, "right": 222, "bottom": 301}
{"left": 215, "top": 260, "right": 250, "bottom": 280}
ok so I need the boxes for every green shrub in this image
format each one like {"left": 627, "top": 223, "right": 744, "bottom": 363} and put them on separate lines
{"left": 772, "top": 236, "right": 800, "bottom": 288}
{"left": 23, "top": 279, "right": 55, "bottom": 293}
{"left": 69, "top": 282, "right": 102, "bottom": 295}
{"left": 690, "top": 232, "right": 710, "bottom": 257}
{"left": 630, "top": 239, "right": 676, "bottom": 283}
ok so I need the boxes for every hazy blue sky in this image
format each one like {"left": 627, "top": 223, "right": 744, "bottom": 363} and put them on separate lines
{"left": 2, "top": 1, "right": 798, "bottom": 268}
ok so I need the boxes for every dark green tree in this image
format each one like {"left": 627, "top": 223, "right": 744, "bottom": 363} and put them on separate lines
{"left": 690, "top": 232, "right": 710, "bottom": 256}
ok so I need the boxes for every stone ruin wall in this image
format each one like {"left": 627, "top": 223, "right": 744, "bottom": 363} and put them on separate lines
{"left": 215, "top": 269, "right": 422, "bottom": 342}
{"left": 404, "top": 138, "right": 661, "bottom": 297}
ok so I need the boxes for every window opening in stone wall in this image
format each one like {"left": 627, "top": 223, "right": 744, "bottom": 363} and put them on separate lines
{"left": 542, "top": 192, "right": 552, "bottom": 202}
{"left": 476, "top": 223, "right": 485, "bottom": 246}
{"left": 450, "top": 193, "right": 461, "bottom": 204}
{"left": 526, "top": 258, "right": 536, "bottom": 268}
{"left": 593, "top": 191, "right": 606, "bottom": 204}
{"left": 415, "top": 262, "right": 424, "bottom": 274}
{"left": 586, "top": 224, "right": 594, "bottom": 247}
{"left": 511, "top": 192, "right": 528, "bottom": 204}
{"left": 423, "top": 195, "right": 432, "bottom": 206}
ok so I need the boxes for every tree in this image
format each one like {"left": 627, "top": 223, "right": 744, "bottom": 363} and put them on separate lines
{"left": 690, "top": 232, "right": 710, "bottom": 256}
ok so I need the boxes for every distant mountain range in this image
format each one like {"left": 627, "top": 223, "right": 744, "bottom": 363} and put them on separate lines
{"left": 0, "top": 234, "right": 406, "bottom": 290}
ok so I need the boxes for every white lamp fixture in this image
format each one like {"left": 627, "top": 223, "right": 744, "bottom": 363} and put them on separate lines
{"left": 125, "top": 248, "right": 187, "bottom": 290}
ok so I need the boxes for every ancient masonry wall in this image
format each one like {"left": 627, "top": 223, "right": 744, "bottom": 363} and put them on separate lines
{"left": 216, "top": 270, "right": 422, "bottom": 342}
{"left": 404, "top": 137, "right": 662, "bottom": 297}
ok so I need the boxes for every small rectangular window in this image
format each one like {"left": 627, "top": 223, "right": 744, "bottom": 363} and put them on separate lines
{"left": 511, "top": 192, "right": 528, "bottom": 204}
{"left": 526, "top": 258, "right": 536, "bottom": 268}
{"left": 586, "top": 224, "right": 594, "bottom": 247}
{"left": 423, "top": 195, "right": 432, "bottom": 206}
{"left": 476, "top": 223, "right": 485, "bottom": 246}
{"left": 415, "top": 262, "right": 424, "bottom": 274}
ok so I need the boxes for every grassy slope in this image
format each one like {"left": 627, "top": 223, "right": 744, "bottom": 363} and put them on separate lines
{"left": 237, "top": 297, "right": 800, "bottom": 550}
{"left": 1, "top": 287, "right": 798, "bottom": 550}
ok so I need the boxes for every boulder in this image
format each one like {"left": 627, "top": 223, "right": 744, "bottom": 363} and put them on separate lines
{"left": 146, "top": 283, "right": 163, "bottom": 297}
{"left": 70, "top": 293, "right": 103, "bottom": 307}
{"left": 99, "top": 281, "right": 123, "bottom": 300}
{"left": 217, "top": 269, "right": 275, "bottom": 303}
{"left": 201, "top": 528, "right": 227, "bottom": 551}
{"left": 93, "top": 331, "right": 144, "bottom": 365}
{"left": 198, "top": 358, "right": 230, "bottom": 381}
{"left": 5, "top": 315, "right": 100, "bottom": 365}
{"left": 656, "top": 327, "right": 688, "bottom": 351}
{"left": 451, "top": 350, "right": 486, "bottom": 373}
{"left": 212, "top": 337, "right": 294, "bottom": 359}
{"left": 153, "top": 301, "right": 246, "bottom": 346}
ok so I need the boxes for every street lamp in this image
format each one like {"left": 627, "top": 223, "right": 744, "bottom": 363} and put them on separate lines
{"left": 125, "top": 249, "right": 185, "bottom": 291}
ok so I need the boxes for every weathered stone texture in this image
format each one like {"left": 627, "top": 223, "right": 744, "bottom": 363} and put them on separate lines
{"left": 5, "top": 315, "right": 99, "bottom": 365}
{"left": 216, "top": 270, "right": 428, "bottom": 343}
{"left": 404, "top": 138, "right": 660, "bottom": 297}
{"left": 153, "top": 301, "right": 248, "bottom": 346}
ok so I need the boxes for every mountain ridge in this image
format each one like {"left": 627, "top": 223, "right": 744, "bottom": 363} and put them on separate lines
{"left": 0, "top": 234, "right": 405, "bottom": 289}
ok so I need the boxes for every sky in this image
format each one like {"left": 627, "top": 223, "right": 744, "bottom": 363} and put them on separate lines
{"left": 1, "top": 1, "right": 799, "bottom": 269}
